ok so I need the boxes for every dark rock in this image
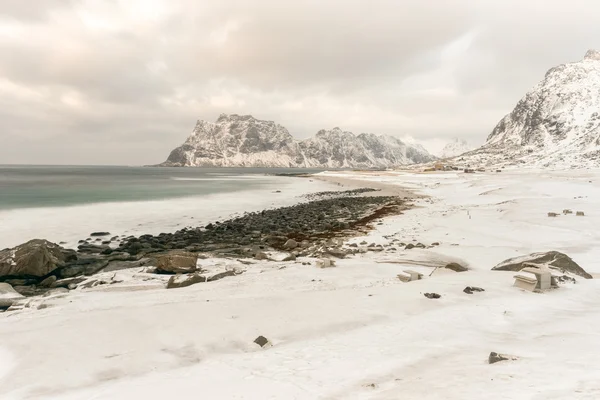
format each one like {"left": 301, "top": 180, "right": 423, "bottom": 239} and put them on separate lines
{"left": 463, "top": 286, "right": 485, "bottom": 294}
{"left": 424, "top": 293, "right": 441, "bottom": 299}
{"left": 3, "top": 278, "right": 37, "bottom": 286}
{"left": 208, "top": 270, "right": 243, "bottom": 282}
{"left": 555, "top": 275, "right": 577, "bottom": 284}
{"left": 39, "top": 275, "right": 58, "bottom": 288}
{"left": 58, "top": 257, "right": 109, "bottom": 278}
{"left": 492, "top": 251, "right": 592, "bottom": 279}
{"left": 489, "top": 352, "right": 510, "bottom": 364}
{"left": 103, "top": 258, "right": 153, "bottom": 273}
{"left": 254, "top": 335, "right": 270, "bottom": 348}
{"left": 445, "top": 262, "right": 468, "bottom": 272}
{"left": 405, "top": 243, "right": 415, "bottom": 250}
{"left": 254, "top": 252, "right": 269, "bottom": 260}
{"left": 431, "top": 242, "right": 440, "bottom": 246}
{"left": 348, "top": 243, "right": 358, "bottom": 248}
{"left": 90, "top": 232, "right": 110, "bottom": 237}
{"left": 326, "top": 248, "right": 348, "bottom": 258}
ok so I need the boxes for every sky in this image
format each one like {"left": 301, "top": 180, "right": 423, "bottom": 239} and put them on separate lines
{"left": 0, "top": 0, "right": 599, "bottom": 165}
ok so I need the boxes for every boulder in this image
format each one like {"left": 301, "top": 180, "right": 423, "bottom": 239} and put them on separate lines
{"left": 254, "top": 335, "right": 271, "bottom": 348}
{"left": 283, "top": 239, "right": 298, "bottom": 250}
{"left": 282, "top": 254, "right": 296, "bottom": 262}
{"left": 492, "top": 251, "right": 592, "bottom": 279}
{"left": 0, "top": 239, "right": 71, "bottom": 278}
{"left": 0, "top": 283, "right": 25, "bottom": 308}
{"left": 208, "top": 270, "right": 243, "bottom": 282}
{"left": 39, "top": 275, "right": 58, "bottom": 288}
{"left": 254, "top": 252, "right": 269, "bottom": 260}
{"left": 90, "top": 232, "right": 111, "bottom": 237}
{"left": 445, "top": 262, "right": 468, "bottom": 272}
{"left": 155, "top": 251, "right": 198, "bottom": 274}
{"left": 166, "top": 272, "right": 207, "bottom": 289}
{"left": 58, "top": 256, "right": 109, "bottom": 278}
{"left": 424, "top": 293, "right": 441, "bottom": 299}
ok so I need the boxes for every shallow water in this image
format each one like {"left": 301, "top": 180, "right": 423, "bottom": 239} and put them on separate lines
{"left": 0, "top": 166, "right": 325, "bottom": 210}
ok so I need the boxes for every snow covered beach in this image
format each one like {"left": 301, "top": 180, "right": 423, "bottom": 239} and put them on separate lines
{"left": 2, "top": 169, "right": 600, "bottom": 399}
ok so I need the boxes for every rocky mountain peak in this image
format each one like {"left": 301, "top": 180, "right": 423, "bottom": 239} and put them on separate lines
{"left": 161, "top": 115, "right": 437, "bottom": 168}
{"left": 584, "top": 49, "right": 600, "bottom": 61}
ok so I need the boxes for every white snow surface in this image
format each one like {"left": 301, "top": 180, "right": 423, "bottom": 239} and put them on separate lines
{"left": 2, "top": 169, "right": 600, "bottom": 399}
{"left": 161, "top": 114, "right": 436, "bottom": 168}
{"left": 458, "top": 50, "right": 600, "bottom": 168}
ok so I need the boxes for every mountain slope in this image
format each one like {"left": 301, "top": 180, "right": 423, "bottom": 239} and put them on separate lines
{"left": 438, "top": 138, "right": 472, "bottom": 158}
{"left": 460, "top": 49, "right": 600, "bottom": 167}
{"left": 161, "top": 114, "right": 436, "bottom": 168}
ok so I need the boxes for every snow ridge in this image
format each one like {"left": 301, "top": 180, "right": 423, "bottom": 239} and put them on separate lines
{"left": 161, "top": 114, "right": 436, "bottom": 168}
{"left": 459, "top": 50, "right": 600, "bottom": 168}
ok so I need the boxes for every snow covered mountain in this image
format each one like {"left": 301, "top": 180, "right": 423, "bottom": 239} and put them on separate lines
{"left": 161, "top": 114, "right": 436, "bottom": 168}
{"left": 460, "top": 49, "right": 600, "bottom": 168}
{"left": 438, "top": 138, "right": 472, "bottom": 158}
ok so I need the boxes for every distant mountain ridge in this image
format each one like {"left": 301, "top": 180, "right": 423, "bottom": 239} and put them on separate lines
{"left": 438, "top": 138, "right": 473, "bottom": 158}
{"left": 457, "top": 49, "right": 600, "bottom": 168}
{"left": 161, "top": 114, "right": 437, "bottom": 168}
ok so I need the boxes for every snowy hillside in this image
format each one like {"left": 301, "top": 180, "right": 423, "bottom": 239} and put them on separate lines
{"left": 438, "top": 138, "right": 472, "bottom": 158}
{"left": 460, "top": 49, "right": 600, "bottom": 168}
{"left": 160, "top": 114, "right": 436, "bottom": 168}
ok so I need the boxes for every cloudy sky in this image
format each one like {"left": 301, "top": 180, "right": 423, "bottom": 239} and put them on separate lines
{"left": 1, "top": 0, "right": 598, "bottom": 165}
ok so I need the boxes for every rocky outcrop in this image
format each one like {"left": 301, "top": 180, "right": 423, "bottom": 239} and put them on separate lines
{"left": 438, "top": 138, "right": 472, "bottom": 158}
{"left": 0, "top": 239, "right": 76, "bottom": 278}
{"left": 492, "top": 251, "right": 592, "bottom": 279}
{"left": 456, "top": 50, "right": 600, "bottom": 168}
{"left": 159, "top": 114, "right": 436, "bottom": 168}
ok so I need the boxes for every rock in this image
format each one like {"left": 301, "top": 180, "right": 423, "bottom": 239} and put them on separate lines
{"left": 52, "top": 276, "right": 87, "bottom": 289}
{"left": 431, "top": 242, "right": 440, "bottom": 246}
{"left": 325, "top": 248, "right": 348, "bottom": 259}
{"left": 576, "top": 211, "right": 585, "bottom": 216}
{"left": 445, "top": 262, "right": 468, "bottom": 272}
{"left": 492, "top": 251, "right": 592, "bottom": 279}
{"left": 90, "top": 232, "right": 111, "bottom": 237}
{"left": 424, "top": 293, "right": 441, "bottom": 299}
{"left": 12, "top": 285, "right": 49, "bottom": 297}
{"left": 405, "top": 243, "right": 415, "bottom": 250}
{"left": 3, "top": 278, "right": 37, "bottom": 286}
{"left": 103, "top": 258, "right": 152, "bottom": 273}
{"left": 563, "top": 209, "right": 573, "bottom": 215}
{"left": 254, "top": 335, "right": 271, "bottom": 348}
{"left": 43, "top": 288, "right": 69, "bottom": 297}
{"left": 283, "top": 239, "right": 298, "bottom": 249}
{"left": 555, "top": 275, "right": 577, "bottom": 284}
{"left": 488, "top": 352, "right": 517, "bottom": 364}
{"left": 415, "top": 243, "right": 426, "bottom": 248}
{"left": 155, "top": 251, "right": 198, "bottom": 274}
{"left": 58, "top": 257, "right": 109, "bottom": 278}
{"left": 254, "top": 252, "right": 269, "bottom": 260}
{"left": 39, "top": 275, "right": 58, "bottom": 288}
{"left": 547, "top": 212, "right": 558, "bottom": 217}
{"left": 0, "top": 283, "right": 25, "bottom": 308}
{"left": 0, "top": 239, "right": 71, "bottom": 278}
{"left": 282, "top": 254, "right": 296, "bottom": 262}
{"left": 348, "top": 243, "right": 358, "bottom": 248}
{"left": 208, "top": 269, "right": 243, "bottom": 282}
{"left": 166, "top": 272, "right": 207, "bottom": 289}
{"left": 463, "top": 286, "right": 485, "bottom": 294}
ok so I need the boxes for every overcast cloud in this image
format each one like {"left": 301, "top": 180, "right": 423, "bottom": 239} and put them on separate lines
{"left": 1, "top": 0, "right": 599, "bottom": 164}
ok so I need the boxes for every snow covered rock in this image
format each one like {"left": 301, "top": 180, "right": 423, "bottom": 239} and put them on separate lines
{"left": 0, "top": 239, "right": 75, "bottom": 278}
{"left": 492, "top": 251, "right": 592, "bottom": 279}
{"left": 166, "top": 272, "right": 206, "bottom": 289}
{"left": 160, "top": 114, "right": 437, "bottom": 168}
{"left": 438, "top": 138, "right": 472, "bottom": 158}
{"left": 0, "top": 283, "right": 25, "bottom": 308}
{"left": 489, "top": 352, "right": 518, "bottom": 364}
{"left": 458, "top": 50, "right": 600, "bottom": 168}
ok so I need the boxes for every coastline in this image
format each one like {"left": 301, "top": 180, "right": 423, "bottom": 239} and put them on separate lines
{"left": 2, "top": 169, "right": 600, "bottom": 399}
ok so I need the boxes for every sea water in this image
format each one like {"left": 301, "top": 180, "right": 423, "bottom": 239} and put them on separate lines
{"left": 0, "top": 166, "right": 334, "bottom": 249}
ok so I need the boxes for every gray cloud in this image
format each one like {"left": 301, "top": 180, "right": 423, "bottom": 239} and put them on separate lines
{"left": 0, "top": 0, "right": 598, "bottom": 164}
